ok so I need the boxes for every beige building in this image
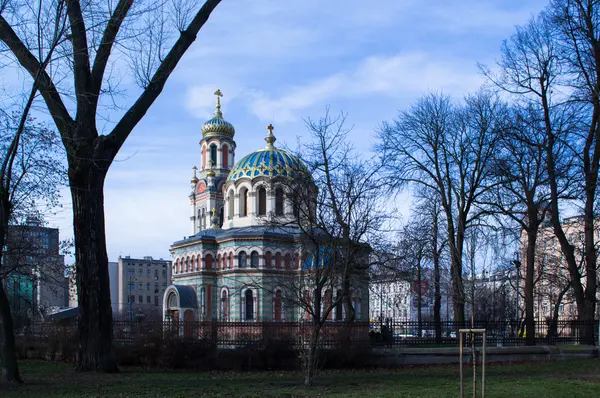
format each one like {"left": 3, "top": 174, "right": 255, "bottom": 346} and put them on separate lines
{"left": 520, "top": 215, "right": 600, "bottom": 322}
{"left": 117, "top": 255, "right": 172, "bottom": 319}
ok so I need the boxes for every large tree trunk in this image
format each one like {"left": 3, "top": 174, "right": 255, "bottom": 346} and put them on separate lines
{"left": 582, "top": 176, "right": 597, "bottom": 345}
{"left": 0, "top": 282, "right": 22, "bottom": 384}
{"left": 416, "top": 258, "right": 422, "bottom": 337}
{"left": 69, "top": 161, "right": 117, "bottom": 372}
{"left": 303, "top": 323, "right": 321, "bottom": 387}
{"left": 524, "top": 225, "right": 537, "bottom": 346}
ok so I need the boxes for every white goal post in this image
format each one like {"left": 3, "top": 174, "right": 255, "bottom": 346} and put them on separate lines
{"left": 459, "top": 328, "right": 487, "bottom": 398}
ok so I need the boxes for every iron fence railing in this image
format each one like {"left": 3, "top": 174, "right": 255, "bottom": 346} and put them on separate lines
{"left": 15, "top": 319, "right": 600, "bottom": 348}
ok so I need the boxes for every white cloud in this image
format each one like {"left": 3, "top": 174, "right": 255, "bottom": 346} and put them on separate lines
{"left": 238, "top": 52, "right": 484, "bottom": 122}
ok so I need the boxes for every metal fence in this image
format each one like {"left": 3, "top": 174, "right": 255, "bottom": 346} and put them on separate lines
{"left": 16, "top": 319, "right": 600, "bottom": 349}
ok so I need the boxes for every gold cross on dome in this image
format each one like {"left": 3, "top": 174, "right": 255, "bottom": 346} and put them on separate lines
{"left": 267, "top": 123, "right": 274, "bottom": 134}
{"left": 214, "top": 89, "right": 223, "bottom": 98}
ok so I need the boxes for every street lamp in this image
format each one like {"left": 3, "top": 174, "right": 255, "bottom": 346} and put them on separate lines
{"left": 512, "top": 251, "right": 521, "bottom": 336}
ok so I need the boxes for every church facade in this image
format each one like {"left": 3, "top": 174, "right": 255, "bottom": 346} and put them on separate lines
{"left": 163, "top": 91, "right": 368, "bottom": 323}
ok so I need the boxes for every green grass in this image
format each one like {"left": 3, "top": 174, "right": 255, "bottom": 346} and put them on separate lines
{"left": 1, "top": 359, "right": 600, "bottom": 397}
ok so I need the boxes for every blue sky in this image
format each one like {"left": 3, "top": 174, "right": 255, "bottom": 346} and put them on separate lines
{"left": 42, "top": 0, "right": 549, "bottom": 263}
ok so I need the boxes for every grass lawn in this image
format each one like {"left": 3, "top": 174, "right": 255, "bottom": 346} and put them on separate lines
{"left": 1, "top": 359, "right": 600, "bottom": 397}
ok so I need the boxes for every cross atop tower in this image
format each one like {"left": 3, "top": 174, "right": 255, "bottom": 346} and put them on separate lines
{"left": 267, "top": 123, "right": 274, "bottom": 135}
{"left": 265, "top": 123, "right": 277, "bottom": 148}
{"left": 214, "top": 89, "right": 223, "bottom": 110}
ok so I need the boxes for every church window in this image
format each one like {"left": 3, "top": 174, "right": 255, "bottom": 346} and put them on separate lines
{"left": 228, "top": 190, "right": 234, "bottom": 219}
{"left": 239, "top": 187, "right": 248, "bottom": 217}
{"left": 200, "top": 208, "right": 206, "bottom": 230}
{"left": 264, "top": 251, "right": 272, "bottom": 268}
{"left": 239, "top": 251, "right": 247, "bottom": 268}
{"left": 200, "top": 287, "right": 206, "bottom": 316}
{"left": 210, "top": 143, "right": 217, "bottom": 167}
{"left": 220, "top": 289, "right": 229, "bottom": 320}
{"left": 250, "top": 251, "right": 259, "bottom": 268}
{"left": 219, "top": 207, "right": 224, "bottom": 227}
{"left": 284, "top": 253, "right": 291, "bottom": 269}
{"left": 222, "top": 144, "right": 229, "bottom": 168}
{"left": 217, "top": 254, "right": 222, "bottom": 270}
{"left": 257, "top": 187, "right": 267, "bottom": 216}
{"left": 244, "top": 289, "right": 254, "bottom": 320}
{"left": 275, "top": 252, "right": 282, "bottom": 269}
{"left": 335, "top": 290, "right": 343, "bottom": 321}
{"left": 168, "top": 292, "right": 177, "bottom": 308}
{"left": 229, "top": 252, "right": 233, "bottom": 269}
{"left": 275, "top": 187, "right": 284, "bottom": 216}
{"left": 273, "top": 290, "right": 282, "bottom": 321}
{"left": 205, "top": 254, "right": 213, "bottom": 270}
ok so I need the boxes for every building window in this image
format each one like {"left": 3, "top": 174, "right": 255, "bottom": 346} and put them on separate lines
{"left": 222, "top": 144, "right": 229, "bottom": 168}
{"left": 239, "top": 187, "right": 248, "bottom": 217}
{"left": 137, "top": 282, "right": 142, "bottom": 290}
{"left": 138, "top": 268, "right": 143, "bottom": 276}
{"left": 162, "top": 283, "right": 166, "bottom": 290}
{"left": 275, "top": 187, "right": 284, "bottom": 216}
{"left": 228, "top": 191, "right": 234, "bottom": 219}
{"left": 154, "top": 296, "right": 159, "bottom": 307}
{"left": 162, "top": 269, "right": 166, "bottom": 278}
{"left": 264, "top": 251, "right": 272, "bottom": 268}
{"left": 128, "top": 269, "right": 134, "bottom": 278}
{"left": 275, "top": 252, "right": 282, "bottom": 269}
{"left": 239, "top": 251, "right": 247, "bottom": 268}
{"left": 154, "top": 282, "right": 159, "bottom": 294}
{"left": 250, "top": 251, "right": 258, "bottom": 268}
{"left": 335, "top": 290, "right": 343, "bottom": 321}
{"left": 244, "top": 289, "right": 254, "bottom": 321}
{"left": 146, "top": 268, "right": 151, "bottom": 277}
{"left": 201, "top": 208, "right": 206, "bottom": 230}
{"left": 219, "top": 207, "right": 224, "bottom": 227}
{"left": 210, "top": 143, "right": 217, "bottom": 167}
{"left": 221, "top": 289, "right": 229, "bottom": 321}
{"left": 205, "top": 254, "right": 213, "bottom": 270}
{"left": 229, "top": 252, "right": 233, "bottom": 269}
{"left": 284, "top": 253, "right": 291, "bottom": 269}
{"left": 257, "top": 186, "right": 267, "bottom": 216}
{"left": 138, "top": 295, "right": 143, "bottom": 304}
{"left": 128, "top": 282, "right": 134, "bottom": 292}
{"left": 273, "top": 290, "right": 282, "bottom": 321}
{"left": 146, "top": 282, "right": 150, "bottom": 291}
{"left": 146, "top": 296, "right": 151, "bottom": 304}
{"left": 201, "top": 287, "right": 206, "bottom": 316}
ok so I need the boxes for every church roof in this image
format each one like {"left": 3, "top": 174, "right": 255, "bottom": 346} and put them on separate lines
{"left": 226, "top": 124, "right": 309, "bottom": 183}
{"left": 201, "top": 89, "right": 235, "bottom": 139}
{"left": 172, "top": 226, "right": 302, "bottom": 246}
{"left": 171, "top": 285, "right": 198, "bottom": 308}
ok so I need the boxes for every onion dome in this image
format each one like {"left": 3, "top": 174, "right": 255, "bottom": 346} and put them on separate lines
{"left": 226, "top": 124, "right": 309, "bottom": 183}
{"left": 201, "top": 89, "right": 235, "bottom": 138}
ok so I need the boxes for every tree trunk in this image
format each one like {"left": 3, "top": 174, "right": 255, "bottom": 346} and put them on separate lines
{"left": 416, "top": 258, "right": 422, "bottom": 337}
{"left": 524, "top": 225, "right": 537, "bottom": 346}
{"left": 69, "top": 162, "right": 117, "bottom": 372}
{"left": 432, "top": 209, "right": 442, "bottom": 343}
{"left": 0, "top": 282, "right": 22, "bottom": 384}
{"left": 303, "top": 323, "right": 321, "bottom": 387}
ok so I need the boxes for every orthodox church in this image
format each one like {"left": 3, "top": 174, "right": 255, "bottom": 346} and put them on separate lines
{"left": 163, "top": 90, "right": 367, "bottom": 323}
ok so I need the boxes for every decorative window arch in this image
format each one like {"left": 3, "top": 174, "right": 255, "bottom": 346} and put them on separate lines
{"left": 200, "top": 208, "right": 206, "bottom": 230}
{"left": 229, "top": 252, "right": 233, "bottom": 269}
{"left": 257, "top": 186, "right": 267, "bottom": 216}
{"left": 264, "top": 251, "right": 272, "bottom": 268}
{"left": 250, "top": 251, "right": 259, "bottom": 268}
{"left": 217, "top": 254, "right": 222, "bottom": 270}
{"left": 167, "top": 292, "right": 178, "bottom": 308}
{"left": 275, "top": 187, "right": 284, "bottom": 216}
{"left": 228, "top": 190, "right": 235, "bottom": 219}
{"left": 205, "top": 254, "right": 213, "bottom": 270}
{"left": 239, "top": 187, "right": 249, "bottom": 217}
{"left": 220, "top": 288, "right": 229, "bottom": 320}
{"left": 239, "top": 251, "right": 247, "bottom": 268}
{"left": 190, "top": 255, "right": 196, "bottom": 271}
{"left": 185, "top": 257, "right": 190, "bottom": 272}
{"left": 219, "top": 206, "right": 224, "bottom": 227}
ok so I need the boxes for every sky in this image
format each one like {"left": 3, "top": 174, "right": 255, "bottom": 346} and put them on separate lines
{"left": 40, "top": 0, "right": 550, "bottom": 264}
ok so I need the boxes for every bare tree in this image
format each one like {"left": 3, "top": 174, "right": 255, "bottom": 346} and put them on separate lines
{"left": 261, "top": 111, "right": 388, "bottom": 386}
{"left": 483, "top": 2, "right": 600, "bottom": 343}
{"left": 0, "top": 0, "right": 223, "bottom": 370}
{"left": 378, "top": 91, "right": 508, "bottom": 326}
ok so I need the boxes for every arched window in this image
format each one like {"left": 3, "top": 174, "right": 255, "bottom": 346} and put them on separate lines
{"left": 228, "top": 190, "right": 234, "bottom": 219}
{"left": 324, "top": 290, "right": 333, "bottom": 320}
{"left": 217, "top": 254, "right": 222, "bottom": 270}
{"left": 202, "top": 145, "right": 207, "bottom": 168}
{"left": 210, "top": 143, "right": 217, "bottom": 167}
{"left": 167, "top": 292, "right": 178, "bottom": 308}
{"left": 229, "top": 252, "right": 233, "bottom": 269}
{"left": 250, "top": 251, "right": 259, "bottom": 268}
{"left": 273, "top": 290, "right": 282, "bottom": 321}
{"left": 219, "top": 207, "right": 224, "bottom": 227}
{"left": 257, "top": 186, "right": 267, "bottom": 216}
{"left": 200, "top": 287, "right": 206, "bottom": 316}
{"left": 244, "top": 289, "right": 254, "bottom": 320}
{"left": 239, "top": 251, "right": 247, "bottom": 268}
{"left": 190, "top": 256, "right": 196, "bottom": 271}
{"left": 335, "top": 290, "right": 343, "bottom": 321}
{"left": 264, "top": 251, "right": 272, "bottom": 268}
{"left": 275, "top": 187, "right": 284, "bottom": 216}
{"left": 284, "top": 253, "right": 291, "bottom": 269}
{"left": 239, "top": 187, "right": 248, "bottom": 217}
{"left": 220, "top": 289, "right": 229, "bottom": 320}
{"left": 222, "top": 144, "right": 229, "bottom": 168}
{"left": 205, "top": 254, "right": 213, "bottom": 270}
{"left": 275, "top": 252, "right": 282, "bottom": 269}
{"left": 185, "top": 257, "right": 190, "bottom": 272}
{"left": 200, "top": 208, "right": 206, "bottom": 230}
